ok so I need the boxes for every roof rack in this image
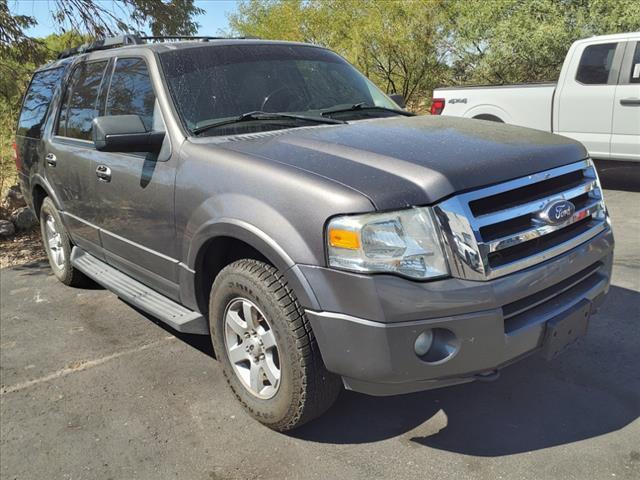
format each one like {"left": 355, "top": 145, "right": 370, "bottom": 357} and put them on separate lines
{"left": 57, "top": 34, "right": 259, "bottom": 59}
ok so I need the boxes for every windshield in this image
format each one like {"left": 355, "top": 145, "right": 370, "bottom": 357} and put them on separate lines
{"left": 159, "top": 43, "right": 399, "bottom": 135}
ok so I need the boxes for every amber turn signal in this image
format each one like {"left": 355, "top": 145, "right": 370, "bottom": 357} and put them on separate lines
{"left": 328, "top": 228, "right": 360, "bottom": 250}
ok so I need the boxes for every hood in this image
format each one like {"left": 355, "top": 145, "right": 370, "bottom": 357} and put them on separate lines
{"left": 207, "top": 115, "right": 588, "bottom": 210}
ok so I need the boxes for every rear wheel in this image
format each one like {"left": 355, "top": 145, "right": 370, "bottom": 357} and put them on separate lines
{"left": 473, "top": 114, "right": 504, "bottom": 123}
{"left": 209, "top": 259, "right": 341, "bottom": 431}
{"left": 39, "top": 197, "right": 88, "bottom": 287}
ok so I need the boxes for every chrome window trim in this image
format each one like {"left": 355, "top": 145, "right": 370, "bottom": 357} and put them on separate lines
{"left": 434, "top": 159, "right": 607, "bottom": 281}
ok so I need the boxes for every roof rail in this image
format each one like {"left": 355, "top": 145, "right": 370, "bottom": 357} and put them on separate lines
{"left": 57, "top": 34, "right": 261, "bottom": 59}
{"left": 57, "top": 34, "right": 143, "bottom": 59}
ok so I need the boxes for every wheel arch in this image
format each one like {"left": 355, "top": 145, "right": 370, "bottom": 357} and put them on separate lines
{"left": 30, "top": 174, "right": 63, "bottom": 217}
{"left": 185, "top": 220, "right": 319, "bottom": 316}
{"left": 463, "top": 104, "right": 511, "bottom": 124}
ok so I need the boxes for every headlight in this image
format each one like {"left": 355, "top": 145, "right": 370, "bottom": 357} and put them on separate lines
{"left": 326, "top": 207, "right": 449, "bottom": 279}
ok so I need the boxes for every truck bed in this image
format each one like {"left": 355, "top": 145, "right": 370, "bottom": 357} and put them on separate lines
{"left": 432, "top": 83, "right": 557, "bottom": 132}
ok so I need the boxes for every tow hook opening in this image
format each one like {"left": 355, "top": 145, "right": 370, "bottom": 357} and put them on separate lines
{"left": 474, "top": 370, "right": 500, "bottom": 382}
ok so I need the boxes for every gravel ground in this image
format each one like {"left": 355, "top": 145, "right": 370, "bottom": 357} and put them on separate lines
{"left": 1, "top": 162, "right": 638, "bottom": 480}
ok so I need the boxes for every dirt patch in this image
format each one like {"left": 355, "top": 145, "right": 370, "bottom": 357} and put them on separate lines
{"left": 0, "top": 227, "right": 46, "bottom": 269}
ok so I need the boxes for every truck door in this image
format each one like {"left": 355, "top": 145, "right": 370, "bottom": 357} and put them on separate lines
{"left": 47, "top": 59, "right": 111, "bottom": 259}
{"left": 555, "top": 41, "right": 625, "bottom": 159}
{"left": 86, "top": 56, "right": 180, "bottom": 300}
{"left": 611, "top": 41, "right": 640, "bottom": 161}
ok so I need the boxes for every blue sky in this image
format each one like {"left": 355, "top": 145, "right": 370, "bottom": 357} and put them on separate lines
{"left": 9, "top": 0, "right": 239, "bottom": 38}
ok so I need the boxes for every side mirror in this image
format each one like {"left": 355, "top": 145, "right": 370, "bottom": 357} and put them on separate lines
{"left": 92, "top": 115, "right": 164, "bottom": 153}
{"left": 389, "top": 93, "right": 406, "bottom": 109}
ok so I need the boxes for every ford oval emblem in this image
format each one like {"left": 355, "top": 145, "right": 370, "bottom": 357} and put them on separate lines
{"left": 537, "top": 199, "right": 575, "bottom": 225}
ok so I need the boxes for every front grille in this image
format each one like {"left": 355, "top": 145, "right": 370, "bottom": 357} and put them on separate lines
{"left": 469, "top": 169, "right": 585, "bottom": 216}
{"left": 434, "top": 160, "right": 608, "bottom": 280}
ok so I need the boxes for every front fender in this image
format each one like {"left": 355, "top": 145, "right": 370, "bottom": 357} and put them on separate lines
{"left": 182, "top": 216, "right": 321, "bottom": 312}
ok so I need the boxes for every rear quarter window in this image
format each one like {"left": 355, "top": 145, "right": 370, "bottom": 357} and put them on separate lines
{"left": 575, "top": 43, "right": 617, "bottom": 85}
{"left": 17, "top": 68, "right": 64, "bottom": 139}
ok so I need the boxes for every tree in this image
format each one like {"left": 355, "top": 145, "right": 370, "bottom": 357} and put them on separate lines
{"left": 0, "top": 0, "right": 203, "bottom": 191}
{"left": 229, "top": 0, "right": 450, "bottom": 107}
{"left": 443, "top": 0, "right": 640, "bottom": 84}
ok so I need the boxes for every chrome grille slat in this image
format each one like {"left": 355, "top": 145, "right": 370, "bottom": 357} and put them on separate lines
{"left": 485, "top": 199, "right": 604, "bottom": 253}
{"left": 434, "top": 159, "right": 608, "bottom": 281}
{"left": 474, "top": 179, "right": 598, "bottom": 227}
{"left": 459, "top": 159, "right": 591, "bottom": 202}
{"left": 488, "top": 222, "right": 606, "bottom": 278}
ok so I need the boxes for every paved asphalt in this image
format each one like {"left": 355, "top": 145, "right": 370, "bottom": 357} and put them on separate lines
{"left": 1, "top": 162, "right": 639, "bottom": 480}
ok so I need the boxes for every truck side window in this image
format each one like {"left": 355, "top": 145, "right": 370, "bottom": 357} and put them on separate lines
{"left": 105, "top": 58, "right": 157, "bottom": 131}
{"left": 57, "top": 61, "right": 108, "bottom": 140}
{"left": 17, "top": 68, "right": 64, "bottom": 139}
{"left": 575, "top": 43, "right": 617, "bottom": 85}
{"left": 630, "top": 42, "right": 640, "bottom": 84}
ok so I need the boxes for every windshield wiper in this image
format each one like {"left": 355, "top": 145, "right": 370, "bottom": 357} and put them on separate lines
{"left": 321, "top": 103, "right": 415, "bottom": 117}
{"left": 192, "top": 111, "right": 346, "bottom": 135}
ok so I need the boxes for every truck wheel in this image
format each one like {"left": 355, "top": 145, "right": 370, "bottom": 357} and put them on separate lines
{"left": 209, "top": 259, "right": 341, "bottom": 431}
{"left": 39, "top": 197, "right": 88, "bottom": 287}
{"left": 473, "top": 114, "right": 504, "bottom": 123}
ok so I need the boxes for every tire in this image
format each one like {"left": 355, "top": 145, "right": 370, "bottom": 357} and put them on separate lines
{"left": 473, "top": 114, "right": 504, "bottom": 123}
{"left": 209, "top": 259, "right": 341, "bottom": 431}
{"left": 39, "top": 197, "right": 89, "bottom": 287}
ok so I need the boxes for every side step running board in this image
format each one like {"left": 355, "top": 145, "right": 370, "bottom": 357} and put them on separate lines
{"left": 71, "top": 247, "right": 208, "bottom": 334}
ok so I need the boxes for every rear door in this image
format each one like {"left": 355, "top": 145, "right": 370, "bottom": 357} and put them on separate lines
{"left": 47, "top": 59, "right": 110, "bottom": 258}
{"left": 611, "top": 41, "right": 640, "bottom": 161}
{"left": 555, "top": 41, "right": 625, "bottom": 159}
{"left": 86, "top": 56, "right": 179, "bottom": 299}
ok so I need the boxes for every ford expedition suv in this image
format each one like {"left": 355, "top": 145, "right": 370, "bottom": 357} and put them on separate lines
{"left": 15, "top": 35, "right": 614, "bottom": 431}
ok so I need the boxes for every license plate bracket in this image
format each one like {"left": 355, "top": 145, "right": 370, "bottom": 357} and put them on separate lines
{"left": 542, "top": 302, "right": 591, "bottom": 360}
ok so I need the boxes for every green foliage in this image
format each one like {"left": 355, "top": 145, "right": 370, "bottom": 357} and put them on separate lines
{"left": 0, "top": 0, "right": 203, "bottom": 192}
{"left": 230, "top": 0, "right": 640, "bottom": 97}
{"left": 444, "top": 0, "right": 640, "bottom": 84}
{"left": 229, "top": 0, "right": 450, "bottom": 107}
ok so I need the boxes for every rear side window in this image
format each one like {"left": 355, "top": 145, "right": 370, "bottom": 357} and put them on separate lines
{"left": 575, "top": 43, "right": 617, "bottom": 84}
{"left": 105, "top": 58, "right": 156, "bottom": 131}
{"left": 17, "top": 68, "right": 64, "bottom": 139}
{"left": 630, "top": 42, "right": 640, "bottom": 84}
{"left": 57, "top": 61, "right": 108, "bottom": 140}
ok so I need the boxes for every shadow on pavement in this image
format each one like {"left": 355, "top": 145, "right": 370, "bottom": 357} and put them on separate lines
{"left": 287, "top": 285, "right": 639, "bottom": 456}
{"left": 594, "top": 159, "right": 639, "bottom": 192}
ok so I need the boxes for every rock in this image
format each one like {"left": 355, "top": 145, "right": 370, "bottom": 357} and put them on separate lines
{"left": 2, "top": 185, "right": 27, "bottom": 211}
{"left": 10, "top": 207, "right": 38, "bottom": 231}
{"left": 0, "top": 219, "right": 15, "bottom": 237}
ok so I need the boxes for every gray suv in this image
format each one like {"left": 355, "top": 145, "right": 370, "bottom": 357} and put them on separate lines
{"left": 15, "top": 35, "right": 614, "bottom": 431}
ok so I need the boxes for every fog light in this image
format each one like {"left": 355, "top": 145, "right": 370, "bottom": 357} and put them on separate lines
{"left": 414, "top": 330, "right": 434, "bottom": 356}
{"left": 414, "top": 328, "right": 460, "bottom": 364}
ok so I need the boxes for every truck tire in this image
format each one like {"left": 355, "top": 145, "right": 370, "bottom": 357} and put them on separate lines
{"left": 39, "top": 197, "right": 88, "bottom": 287}
{"left": 473, "top": 114, "right": 504, "bottom": 123}
{"left": 209, "top": 259, "right": 341, "bottom": 431}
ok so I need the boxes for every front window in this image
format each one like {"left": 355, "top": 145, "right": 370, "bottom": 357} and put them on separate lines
{"left": 159, "top": 44, "right": 399, "bottom": 136}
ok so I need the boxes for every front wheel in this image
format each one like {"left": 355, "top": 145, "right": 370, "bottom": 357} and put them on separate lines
{"left": 209, "top": 259, "right": 341, "bottom": 431}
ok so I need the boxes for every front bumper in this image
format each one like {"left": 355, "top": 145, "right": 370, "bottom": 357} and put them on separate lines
{"left": 300, "top": 228, "right": 614, "bottom": 396}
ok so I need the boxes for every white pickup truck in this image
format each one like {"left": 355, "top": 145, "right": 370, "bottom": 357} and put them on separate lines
{"left": 432, "top": 32, "right": 640, "bottom": 162}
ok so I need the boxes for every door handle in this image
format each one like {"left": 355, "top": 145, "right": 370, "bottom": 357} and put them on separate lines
{"left": 620, "top": 98, "right": 640, "bottom": 106}
{"left": 96, "top": 164, "right": 112, "bottom": 182}
{"left": 45, "top": 153, "right": 57, "bottom": 167}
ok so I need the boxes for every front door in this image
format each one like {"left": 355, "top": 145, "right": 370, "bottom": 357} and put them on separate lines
{"left": 555, "top": 41, "right": 624, "bottom": 159}
{"left": 87, "top": 56, "right": 179, "bottom": 299}
{"left": 611, "top": 41, "right": 640, "bottom": 161}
